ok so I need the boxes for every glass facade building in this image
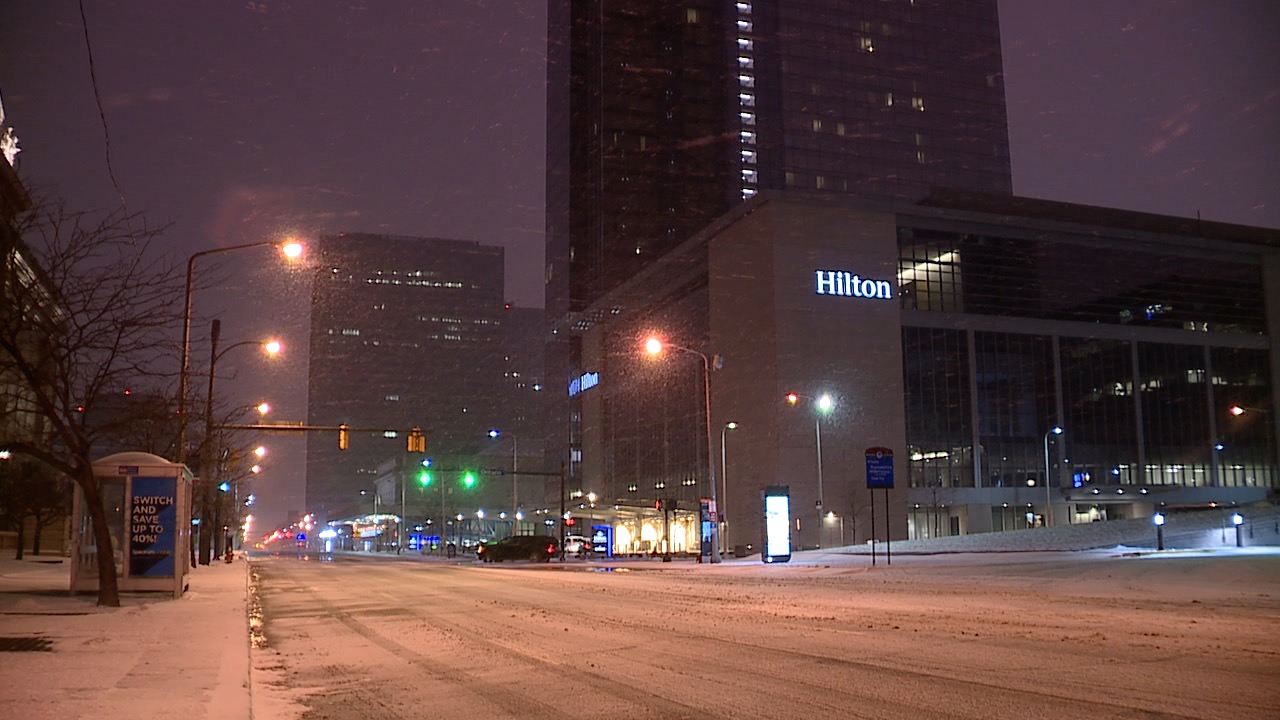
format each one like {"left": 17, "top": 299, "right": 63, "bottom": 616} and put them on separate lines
{"left": 547, "top": 0, "right": 1014, "bottom": 497}
{"left": 305, "top": 235, "right": 547, "bottom": 521}
{"left": 569, "top": 191, "right": 1279, "bottom": 551}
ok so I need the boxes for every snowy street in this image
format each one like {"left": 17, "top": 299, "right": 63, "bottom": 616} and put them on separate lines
{"left": 251, "top": 549, "right": 1280, "bottom": 719}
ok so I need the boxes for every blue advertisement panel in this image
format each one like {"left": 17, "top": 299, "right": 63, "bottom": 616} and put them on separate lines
{"left": 762, "top": 486, "right": 791, "bottom": 563}
{"left": 590, "top": 525, "right": 613, "bottom": 557}
{"left": 865, "top": 447, "right": 894, "bottom": 489}
{"left": 129, "top": 476, "right": 177, "bottom": 577}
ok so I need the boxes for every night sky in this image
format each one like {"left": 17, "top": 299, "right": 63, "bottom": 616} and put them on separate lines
{"left": 2, "top": 1, "right": 1276, "bottom": 530}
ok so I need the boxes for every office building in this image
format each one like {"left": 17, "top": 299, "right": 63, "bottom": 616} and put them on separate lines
{"left": 305, "top": 234, "right": 546, "bottom": 521}
{"left": 571, "top": 191, "right": 1279, "bottom": 553}
{"left": 547, "top": 0, "right": 1014, "bottom": 501}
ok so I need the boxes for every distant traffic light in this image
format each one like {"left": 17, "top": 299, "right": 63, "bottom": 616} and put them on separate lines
{"left": 785, "top": 392, "right": 799, "bottom": 405}
{"left": 407, "top": 426, "right": 426, "bottom": 453}
{"left": 461, "top": 471, "right": 477, "bottom": 489}
{"left": 417, "top": 470, "right": 432, "bottom": 487}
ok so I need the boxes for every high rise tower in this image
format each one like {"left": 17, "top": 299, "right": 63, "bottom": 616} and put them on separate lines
{"left": 547, "top": 0, "right": 1012, "bottom": 318}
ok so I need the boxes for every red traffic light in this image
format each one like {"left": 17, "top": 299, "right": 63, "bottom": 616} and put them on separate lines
{"left": 565, "top": 517, "right": 576, "bottom": 526}
{"left": 785, "top": 392, "right": 799, "bottom": 405}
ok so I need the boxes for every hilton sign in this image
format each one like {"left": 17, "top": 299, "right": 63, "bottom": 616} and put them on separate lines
{"left": 814, "top": 270, "right": 894, "bottom": 300}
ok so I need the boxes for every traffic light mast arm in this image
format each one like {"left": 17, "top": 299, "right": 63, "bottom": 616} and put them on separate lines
{"left": 212, "top": 423, "right": 431, "bottom": 451}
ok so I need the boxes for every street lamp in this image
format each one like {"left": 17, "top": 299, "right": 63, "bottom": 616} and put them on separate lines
{"left": 178, "top": 239, "right": 303, "bottom": 464}
{"left": 786, "top": 391, "right": 834, "bottom": 547}
{"left": 488, "top": 429, "right": 519, "bottom": 535}
{"left": 720, "top": 421, "right": 738, "bottom": 553}
{"left": 199, "top": 321, "right": 280, "bottom": 563}
{"left": 644, "top": 335, "right": 720, "bottom": 563}
{"left": 1042, "top": 425, "right": 1063, "bottom": 527}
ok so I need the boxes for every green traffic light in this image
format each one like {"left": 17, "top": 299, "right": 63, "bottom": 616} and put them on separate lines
{"left": 417, "top": 471, "right": 432, "bottom": 487}
{"left": 462, "top": 471, "right": 476, "bottom": 489}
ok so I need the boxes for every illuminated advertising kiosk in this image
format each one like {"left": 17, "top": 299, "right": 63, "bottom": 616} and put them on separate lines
{"left": 762, "top": 486, "right": 791, "bottom": 563}
{"left": 70, "top": 451, "right": 193, "bottom": 598}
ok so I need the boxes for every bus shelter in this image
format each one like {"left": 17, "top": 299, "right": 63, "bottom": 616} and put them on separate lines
{"left": 70, "top": 451, "right": 192, "bottom": 598}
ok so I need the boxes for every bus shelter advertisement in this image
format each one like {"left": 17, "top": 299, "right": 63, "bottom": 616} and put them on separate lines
{"left": 129, "top": 476, "right": 177, "bottom": 577}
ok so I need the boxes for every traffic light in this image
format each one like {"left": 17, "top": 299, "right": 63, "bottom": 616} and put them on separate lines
{"left": 564, "top": 517, "right": 575, "bottom": 527}
{"left": 785, "top": 392, "right": 799, "bottom": 406}
{"left": 338, "top": 424, "right": 349, "bottom": 450}
{"left": 417, "top": 470, "right": 432, "bottom": 487}
{"left": 407, "top": 426, "right": 426, "bottom": 453}
{"left": 461, "top": 471, "right": 477, "bottom": 489}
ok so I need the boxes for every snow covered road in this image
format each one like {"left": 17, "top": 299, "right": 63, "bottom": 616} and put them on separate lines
{"left": 250, "top": 549, "right": 1280, "bottom": 719}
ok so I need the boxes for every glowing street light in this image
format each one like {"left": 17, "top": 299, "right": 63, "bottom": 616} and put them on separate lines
{"left": 256, "top": 402, "right": 271, "bottom": 415}
{"left": 784, "top": 391, "right": 835, "bottom": 547}
{"left": 644, "top": 335, "right": 720, "bottom": 563}
{"left": 178, "top": 238, "right": 304, "bottom": 464}
{"left": 1043, "top": 425, "right": 1064, "bottom": 527}
{"left": 488, "top": 429, "right": 520, "bottom": 535}
{"left": 721, "top": 421, "right": 738, "bottom": 551}
{"left": 253, "top": 445, "right": 267, "bottom": 458}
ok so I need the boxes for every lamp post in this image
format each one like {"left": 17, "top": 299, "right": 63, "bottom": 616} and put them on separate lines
{"left": 786, "top": 392, "right": 834, "bottom": 547}
{"left": 1228, "top": 404, "right": 1274, "bottom": 485}
{"left": 1042, "top": 425, "right": 1063, "bottom": 527}
{"left": 1153, "top": 512, "right": 1165, "bottom": 550}
{"left": 488, "top": 429, "right": 519, "bottom": 535}
{"left": 720, "top": 421, "right": 738, "bottom": 553}
{"left": 178, "top": 240, "right": 302, "bottom": 465}
{"left": 199, "top": 319, "right": 281, "bottom": 564}
{"left": 645, "top": 336, "right": 720, "bottom": 563}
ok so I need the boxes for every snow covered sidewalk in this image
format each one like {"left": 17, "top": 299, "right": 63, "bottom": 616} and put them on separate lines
{"left": 0, "top": 555, "right": 252, "bottom": 720}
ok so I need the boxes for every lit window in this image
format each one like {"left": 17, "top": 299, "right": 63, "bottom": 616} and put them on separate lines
{"left": 885, "top": 92, "right": 894, "bottom": 107}
{"left": 736, "top": 2, "right": 752, "bottom": 12}
{"left": 738, "top": 93, "right": 755, "bottom": 106}
{"left": 816, "top": 175, "right": 827, "bottom": 190}
{"left": 736, "top": 38, "right": 752, "bottom": 50}
{"left": 916, "top": 150, "right": 926, "bottom": 164}
{"left": 837, "top": 122, "right": 846, "bottom": 136}
{"left": 385, "top": 394, "right": 400, "bottom": 402}
{"left": 785, "top": 171, "right": 796, "bottom": 186}
{"left": 739, "top": 111, "right": 756, "bottom": 125}
{"left": 738, "top": 74, "right": 755, "bottom": 88}
{"left": 737, "top": 56, "right": 754, "bottom": 69}
{"left": 812, "top": 118, "right": 822, "bottom": 132}
{"left": 686, "top": 8, "right": 699, "bottom": 23}
{"left": 736, "top": 20, "right": 752, "bottom": 31}
{"left": 741, "top": 149, "right": 756, "bottom": 162}
{"left": 912, "top": 96, "right": 926, "bottom": 111}
{"left": 859, "top": 37, "right": 874, "bottom": 53}
{"left": 342, "top": 328, "right": 360, "bottom": 336}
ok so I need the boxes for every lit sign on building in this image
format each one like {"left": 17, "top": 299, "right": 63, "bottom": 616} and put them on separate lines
{"left": 568, "top": 371, "right": 600, "bottom": 397}
{"left": 815, "top": 270, "right": 894, "bottom": 300}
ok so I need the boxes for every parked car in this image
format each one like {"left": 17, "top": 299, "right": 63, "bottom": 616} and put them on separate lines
{"left": 476, "top": 534, "right": 559, "bottom": 563}
{"left": 563, "top": 535, "right": 590, "bottom": 556}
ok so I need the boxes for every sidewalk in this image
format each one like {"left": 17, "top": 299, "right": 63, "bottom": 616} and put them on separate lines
{"left": 0, "top": 554, "right": 253, "bottom": 720}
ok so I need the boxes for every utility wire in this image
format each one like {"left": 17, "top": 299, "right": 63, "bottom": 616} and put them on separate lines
{"left": 78, "top": 0, "right": 132, "bottom": 221}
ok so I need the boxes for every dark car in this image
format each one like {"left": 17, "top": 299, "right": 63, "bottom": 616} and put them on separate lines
{"left": 476, "top": 534, "right": 559, "bottom": 563}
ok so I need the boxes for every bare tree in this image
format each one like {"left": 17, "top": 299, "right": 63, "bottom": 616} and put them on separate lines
{"left": 0, "top": 197, "right": 182, "bottom": 606}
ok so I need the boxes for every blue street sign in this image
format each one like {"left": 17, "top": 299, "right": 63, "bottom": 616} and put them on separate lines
{"left": 865, "top": 447, "right": 894, "bottom": 489}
